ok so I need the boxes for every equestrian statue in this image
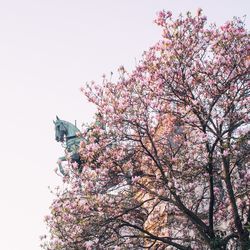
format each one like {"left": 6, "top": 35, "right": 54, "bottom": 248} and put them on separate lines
{"left": 54, "top": 116, "right": 83, "bottom": 175}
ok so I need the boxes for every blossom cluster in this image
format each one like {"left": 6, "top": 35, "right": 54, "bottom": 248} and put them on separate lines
{"left": 42, "top": 10, "right": 250, "bottom": 250}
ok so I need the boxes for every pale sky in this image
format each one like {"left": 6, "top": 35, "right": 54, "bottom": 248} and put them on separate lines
{"left": 0, "top": 1, "right": 249, "bottom": 249}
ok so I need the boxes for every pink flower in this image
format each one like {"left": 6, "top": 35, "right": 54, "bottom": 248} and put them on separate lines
{"left": 214, "top": 187, "right": 220, "bottom": 196}
{"left": 84, "top": 241, "right": 94, "bottom": 250}
{"left": 166, "top": 11, "right": 172, "bottom": 18}
{"left": 72, "top": 161, "right": 78, "bottom": 169}
{"left": 223, "top": 149, "right": 229, "bottom": 157}
{"left": 197, "top": 8, "right": 202, "bottom": 16}
{"left": 132, "top": 175, "right": 140, "bottom": 183}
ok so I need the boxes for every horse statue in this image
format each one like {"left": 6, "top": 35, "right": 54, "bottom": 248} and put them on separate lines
{"left": 54, "top": 116, "right": 83, "bottom": 175}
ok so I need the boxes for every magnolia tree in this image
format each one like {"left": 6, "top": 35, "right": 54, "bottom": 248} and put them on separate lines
{"left": 41, "top": 10, "right": 250, "bottom": 250}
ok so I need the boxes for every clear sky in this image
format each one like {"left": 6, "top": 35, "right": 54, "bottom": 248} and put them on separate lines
{"left": 0, "top": 1, "right": 249, "bottom": 249}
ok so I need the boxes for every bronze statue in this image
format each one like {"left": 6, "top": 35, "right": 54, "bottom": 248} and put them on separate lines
{"left": 54, "top": 116, "right": 83, "bottom": 175}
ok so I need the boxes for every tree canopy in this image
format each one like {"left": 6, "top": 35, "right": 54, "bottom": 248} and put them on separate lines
{"left": 42, "top": 10, "right": 250, "bottom": 250}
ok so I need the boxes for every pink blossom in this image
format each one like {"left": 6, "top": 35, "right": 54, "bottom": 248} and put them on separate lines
{"left": 84, "top": 241, "right": 94, "bottom": 250}
{"left": 223, "top": 149, "right": 229, "bottom": 157}
{"left": 196, "top": 8, "right": 203, "bottom": 16}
